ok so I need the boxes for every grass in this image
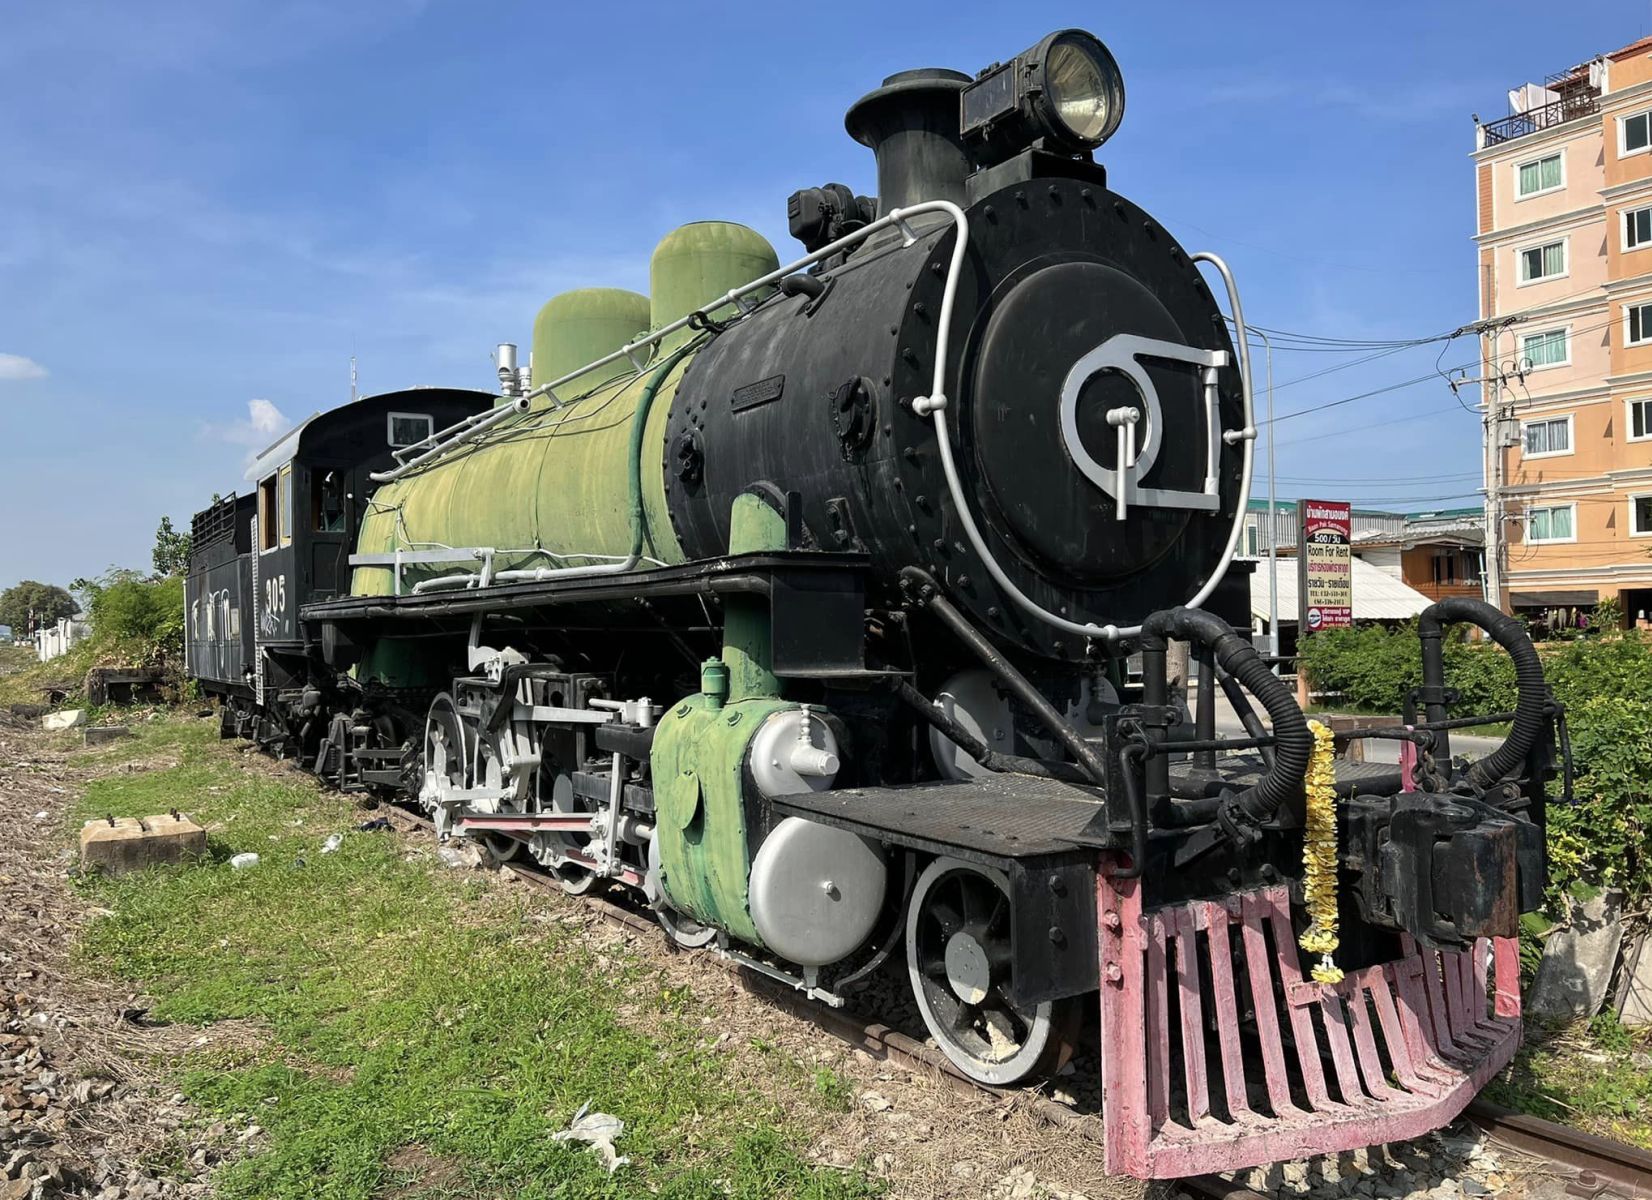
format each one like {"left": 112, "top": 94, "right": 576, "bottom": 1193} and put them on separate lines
{"left": 69, "top": 716, "right": 882, "bottom": 1199}
{"left": 1485, "top": 1011, "right": 1652, "bottom": 1149}
{"left": 0, "top": 642, "right": 35, "bottom": 674}
{"left": 0, "top": 637, "right": 96, "bottom": 706}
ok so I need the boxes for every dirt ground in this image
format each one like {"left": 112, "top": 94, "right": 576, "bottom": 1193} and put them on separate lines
{"left": 0, "top": 709, "right": 279, "bottom": 1200}
{"left": 0, "top": 709, "right": 1162, "bottom": 1200}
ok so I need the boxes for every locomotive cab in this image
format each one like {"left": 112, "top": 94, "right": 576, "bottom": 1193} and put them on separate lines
{"left": 186, "top": 387, "right": 494, "bottom": 749}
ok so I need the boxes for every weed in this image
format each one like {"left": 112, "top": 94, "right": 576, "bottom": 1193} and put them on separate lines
{"left": 811, "top": 1068, "right": 853, "bottom": 1113}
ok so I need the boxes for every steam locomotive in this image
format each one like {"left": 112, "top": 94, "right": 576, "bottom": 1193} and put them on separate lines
{"left": 185, "top": 30, "right": 1559, "bottom": 1177}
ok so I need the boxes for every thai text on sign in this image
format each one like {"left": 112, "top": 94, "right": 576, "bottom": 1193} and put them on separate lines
{"left": 1300, "top": 500, "right": 1351, "bottom": 631}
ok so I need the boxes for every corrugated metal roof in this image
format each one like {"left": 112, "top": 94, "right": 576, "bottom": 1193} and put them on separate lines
{"left": 1242, "top": 554, "right": 1435, "bottom": 623}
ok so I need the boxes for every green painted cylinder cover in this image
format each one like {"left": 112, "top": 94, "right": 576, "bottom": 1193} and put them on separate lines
{"left": 350, "top": 223, "right": 779, "bottom": 602}
{"left": 531, "top": 287, "right": 651, "bottom": 401}
{"left": 651, "top": 222, "right": 779, "bottom": 348}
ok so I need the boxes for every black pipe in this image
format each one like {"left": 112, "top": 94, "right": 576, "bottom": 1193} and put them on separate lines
{"left": 1116, "top": 742, "right": 1151, "bottom": 876}
{"left": 1215, "top": 667, "right": 1276, "bottom": 770}
{"left": 1152, "top": 794, "right": 1222, "bottom": 827}
{"left": 899, "top": 568, "right": 1110, "bottom": 786}
{"left": 1140, "top": 635, "right": 1171, "bottom": 803}
{"left": 1150, "top": 735, "right": 1277, "bottom": 755}
{"left": 1422, "top": 710, "right": 1520, "bottom": 733}
{"left": 888, "top": 679, "right": 1089, "bottom": 784}
{"left": 1192, "top": 644, "right": 1217, "bottom": 773}
{"left": 1417, "top": 597, "right": 1548, "bottom": 792}
{"left": 1140, "top": 607, "right": 1313, "bottom": 838}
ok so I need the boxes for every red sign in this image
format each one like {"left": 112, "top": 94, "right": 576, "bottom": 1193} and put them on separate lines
{"left": 1299, "top": 500, "right": 1352, "bottom": 630}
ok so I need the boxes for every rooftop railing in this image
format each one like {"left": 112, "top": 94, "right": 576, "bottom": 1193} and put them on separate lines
{"left": 1480, "top": 90, "right": 1600, "bottom": 146}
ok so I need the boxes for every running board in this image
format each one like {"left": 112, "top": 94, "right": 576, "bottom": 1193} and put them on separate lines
{"left": 1096, "top": 875, "right": 1521, "bottom": 1178}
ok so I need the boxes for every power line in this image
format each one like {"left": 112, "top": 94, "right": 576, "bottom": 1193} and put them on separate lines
{"left": 1262, "top": 362, "right": 1481, "bottom": 426}
{"left": 1274, "top": 405, "right": 1463, "bottom": 448}
{"left": 1275, "top": 472, "right": 1482, "bottom": 484}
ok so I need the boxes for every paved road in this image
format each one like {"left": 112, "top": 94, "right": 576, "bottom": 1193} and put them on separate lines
{"left": 1190, "top": 681, "right": 1503, "bottom": 765}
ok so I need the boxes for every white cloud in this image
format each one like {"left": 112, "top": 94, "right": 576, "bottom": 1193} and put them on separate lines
{"left": 199, "top": 397, "right": 293, "bottom": 463}
{"left": 0, "top": 353, "right": 47, "bottom": 381}
{"left": 244, "top": 397, "right": 288, "bottom": 441}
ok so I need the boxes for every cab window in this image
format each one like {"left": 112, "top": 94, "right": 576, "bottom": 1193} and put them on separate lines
{"left": 278, "top": 464, "right": 293, "bottom": 547}
{"left": 311, "top": 469, "right": 346, "bottom": 533}
{"left": 257, "top": 474, "right": 279, "bottom": 552}
{"left": 388, "top": 412, "right": 433, "bottom": 449}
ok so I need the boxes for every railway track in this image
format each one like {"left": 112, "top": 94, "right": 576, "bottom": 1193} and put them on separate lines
{"left": 384, "top": 805, "right": 1649, "bottom": 1198}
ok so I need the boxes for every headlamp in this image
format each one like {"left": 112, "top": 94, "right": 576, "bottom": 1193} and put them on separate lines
{"left": 961, "top": 30, "right": 1125, "bottom": 162}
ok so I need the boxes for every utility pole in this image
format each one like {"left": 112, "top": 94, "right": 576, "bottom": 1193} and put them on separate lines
{"left": 1253, "top": 328, "right": 1280, "bottom": 663}
{"left": 1227, "top": 321, "right": 1280, "bottom": 663}
{"left": 1482, "top": 397, "right": 1504, "bottom": 611}
{"left": 1480, "top": 325, "right": 1506, "bottom": 612}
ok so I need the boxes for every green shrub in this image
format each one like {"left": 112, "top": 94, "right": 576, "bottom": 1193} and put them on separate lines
{"left": 1547, "top": 694, "right": 1652, "bottom": 907}
{"left": 81, "top": 570, "right": 185, "bottom": 666}
{"left": 1295, "top": 621, "right": 1515, "bottom": 714}
{"left": 1295, "top": 623, "right": 1418, "bottom": 711}
{"left": 1544, "top": 630, "right": 1652, "bottom": 713}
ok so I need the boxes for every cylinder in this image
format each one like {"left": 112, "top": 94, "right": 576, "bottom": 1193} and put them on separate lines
{"left": 530, "top": 287, "right": 652, "bottom": 403}
{"left": 650, "top": 222, "right": 778, "bottom": 348}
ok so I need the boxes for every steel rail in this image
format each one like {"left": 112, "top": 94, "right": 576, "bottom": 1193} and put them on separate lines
{"left": 384, "top": 805, "right": 1647, "bottom": 1195}
{"left": 1466, "top": 1101, "right": 1652, "bottom": 1198}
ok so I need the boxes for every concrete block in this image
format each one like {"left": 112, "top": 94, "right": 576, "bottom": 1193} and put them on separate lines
{"left": 42, "top": 709, "right": 87, "bottom": 731}
{"left": 1615, "top": 934, "right": 1652, "bottom": 1027}
{"left": 1528, "top": 889, "right": 1624, "bottom": 1021}
{"left": 79, "top": 813, "right": 207, "bottom": 876}
{"left": 83, "top": 725, "right": 131, "bottom": 746}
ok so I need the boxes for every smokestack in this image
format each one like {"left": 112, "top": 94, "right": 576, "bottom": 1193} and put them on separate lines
{"left": 844, "top": 68, "right": 972, "bottom": 218}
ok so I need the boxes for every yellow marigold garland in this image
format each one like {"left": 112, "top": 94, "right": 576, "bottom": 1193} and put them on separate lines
{"left": 1299, "top": 719, "right": 1343, "bottom": 984}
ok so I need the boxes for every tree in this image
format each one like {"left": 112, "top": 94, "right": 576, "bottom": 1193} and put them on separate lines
{"left": 153, "top": 515, "right": 192, "bottom": 577}
{"left": 0, "top": 581, "right": 78, "bottom": 636}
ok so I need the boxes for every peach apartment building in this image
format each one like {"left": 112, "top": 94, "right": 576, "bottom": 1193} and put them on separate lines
{"left": 1474, "top": 37, "right": 1652, "bottom": 628}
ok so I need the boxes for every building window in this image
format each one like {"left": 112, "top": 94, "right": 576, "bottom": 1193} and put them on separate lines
{"left": 1526, "top": 503, "right": 1576, "bottom": 544}
{"left": 1628, "top": 302, "right": 1652, "bottom": 347}
{"left": 1623, "top": 109, "right": 1652, "bottom": 156}
{"left": 1632, "top": 494, "right": 1652, "bottom": 537}
{"left": 1518, "top": 239, "right": 1566, "bottom": 284}
{"left": 1521, "top": 414, "right": 1572, "bottom": 457}
{"left": 1630, "top": 396, "right": 1652, "bottom": 441}
{"left": 1628, "top": 207, "right": 1652, "bottom": 251}
{"left": 1516, "top": 152, "right": 1563, "bottom": 197}
{"left": 1432, "top": 553, "right": 1458, "bottom": 585}
{"left": 257, "top": 474, "right": 279, "bottom": 552}
{"left": 388, "top": 412, "right": 434, "bottom": 449}
{"left": 1519, "top": 328, "right": 1568, "bottom": 370}
{"left": 1245, "top": 524, "right": 1259, "bottom": 556}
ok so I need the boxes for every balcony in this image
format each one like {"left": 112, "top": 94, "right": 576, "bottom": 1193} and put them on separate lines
{"left": 1480, "top": 88, "right": 1600, "bottom": 147}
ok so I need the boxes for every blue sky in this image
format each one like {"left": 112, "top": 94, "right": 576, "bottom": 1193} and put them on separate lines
{"left": 0, "top": 1, "right": 1637, "bottom": 591}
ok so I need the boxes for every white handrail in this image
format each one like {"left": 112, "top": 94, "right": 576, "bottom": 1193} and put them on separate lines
{"left": 370, "top": 202, "right": 968, "bottom": 486}
{"left": 370, "top": 396, "right": 529, "bottom": 482}
{"left": 366, "top": 194, "right": 1257, "bottom": 644}
{"left": 922, "top": 249, "right": 1257, "bottom": 643}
